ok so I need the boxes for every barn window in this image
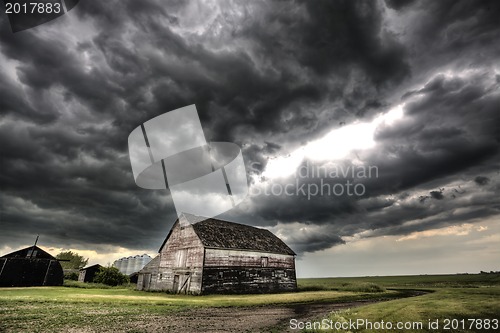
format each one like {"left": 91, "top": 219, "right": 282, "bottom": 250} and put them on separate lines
{"left": 261, "top": 257, "right": 268, "bottom": 267}
{"left": 159, "top": 274, "right": 163, "bottom": 280}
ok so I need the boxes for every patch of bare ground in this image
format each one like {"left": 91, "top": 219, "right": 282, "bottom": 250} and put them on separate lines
{"left": 92, "top": 300, "right": 385, "bottom": 333}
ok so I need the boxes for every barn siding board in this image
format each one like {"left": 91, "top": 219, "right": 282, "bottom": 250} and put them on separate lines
{"left": 202, "top": 267, "right": 297, "bottom": 293}
{"left": 204, "top": 249, "right": 295, "bottom": 268}
{"left": 202, "top": 248, "right": 296, "bottom": 293}
{"left": 137, "top": 214, "right": 297, "bottom": 294}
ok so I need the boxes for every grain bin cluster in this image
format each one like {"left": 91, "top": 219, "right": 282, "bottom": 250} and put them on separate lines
{"left": 113, "top": 254, "right": 152, "bottom": 275}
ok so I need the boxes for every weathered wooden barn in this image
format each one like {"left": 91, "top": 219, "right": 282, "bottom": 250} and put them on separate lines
{"left": 78, "top": 264, "right": 102, "bottom": 283}
{"left": 0, "top": 245, "right": 64, "bottom": 287}
{"left": 137, "top": 213, "right": 297, "bottom": 294}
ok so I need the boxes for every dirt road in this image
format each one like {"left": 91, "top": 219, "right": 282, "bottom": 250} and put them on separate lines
{"left": 124, "top": 300, "right": 380, "bottom": 333}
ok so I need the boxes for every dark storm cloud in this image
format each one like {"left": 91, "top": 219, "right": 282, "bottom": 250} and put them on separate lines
{"left": 384, "top": 0, "right": 416, "bottom": 10}
{"left": 393, "top": 0, "right": 500, "bottom": 81}
{"left": 474, "top": 176, "right": 490, "bottom": 186}
{"left": 429, "top": 190, "right": 444, "bottom": 200}
{"left": 370, "top": 73, "right": 500, "bottom": 192}
{"left": 235, "top": 70, "right": 500, "bottom": 253}
{"left": 0, "top": 73, "right": 51, "bottom": 123}
{"left": 74, "top": 0, "right": 409, "bottom": 146}
{"left": 283, "top": 229, "right": 345, "bottom": 254}
{"left": 0, "top": 0, "right": 499, "bottom": 256}
{"left": 0, "top": 23, "right": 122, "bottom": 122}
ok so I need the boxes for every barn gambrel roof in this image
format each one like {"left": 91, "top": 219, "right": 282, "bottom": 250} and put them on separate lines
{"left": 159, "top": 213, "right": 296, "bottom": 256}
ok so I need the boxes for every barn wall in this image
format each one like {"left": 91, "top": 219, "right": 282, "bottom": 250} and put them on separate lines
{"left": 204, "top": 249, "right": 295, "bottom": 268}
{"left": 137, "top": 259, "right": 159, "bottom": 291}
{"left": 143, "top": 223, "right": 205, "bottom": 294}
{"left": 202, "top": 249, "right": 296, "bottom": 293}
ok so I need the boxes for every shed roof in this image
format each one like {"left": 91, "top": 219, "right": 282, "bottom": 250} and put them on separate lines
{"left": 161, "top": 213, "right": 295, "bottom": 255}
{"left": 80, "top": 264, "right": 102, "bottom": 271}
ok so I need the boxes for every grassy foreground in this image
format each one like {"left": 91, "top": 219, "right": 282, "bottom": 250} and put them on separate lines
{"left": 0, "top": 283, "right": 393, "bottom": 332}
{"left": 0, "top": 274, "right": 499, "bottom": 332}
{"left": 301, "top": 274, "right": 500, "bottom": 333}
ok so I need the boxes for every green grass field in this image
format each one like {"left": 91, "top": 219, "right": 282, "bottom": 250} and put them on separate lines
{"left": 0, "top": 283, "right": 394, "bottom": 332}
{"left": 0, "top": 273, "right": 499, "bottom": 332}
{"left": 301, "top": 274, "right": 500, "bottom": 333}
{"left": 299, "top": 273, "right": 500, "bottom": 289}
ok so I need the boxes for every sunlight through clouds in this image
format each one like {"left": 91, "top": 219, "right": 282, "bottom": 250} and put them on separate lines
{"left": 262, "top": 104, "right": 404, "bottom": 179}
{"left": 396, "top": 223, "right": 486, "bottom": 242}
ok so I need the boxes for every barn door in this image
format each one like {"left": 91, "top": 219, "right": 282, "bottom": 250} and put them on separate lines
{"left": 173, "top": 275, "right": 180, "bottom": 292}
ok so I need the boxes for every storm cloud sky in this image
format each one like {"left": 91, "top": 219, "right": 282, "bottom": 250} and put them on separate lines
{"left": 1, "top": 0, "right": 499, "bottom": 276}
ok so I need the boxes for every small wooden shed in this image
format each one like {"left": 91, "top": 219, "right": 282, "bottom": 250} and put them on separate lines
{"left": 137, "top": 213, "right": 297, "bottom": 294}
{"left": 78, "top": 264, "right": 103, "bottom": 283}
